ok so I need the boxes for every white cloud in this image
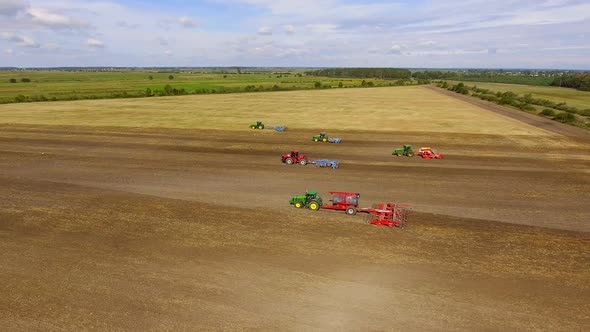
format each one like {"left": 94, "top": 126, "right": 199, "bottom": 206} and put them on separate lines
{"left": 0, "top": 0, "right": 26, "bottom": 16}
{"left": 1, "top": 33, "right": 40, "bottom": 48}
{"left": 4, "top": 48, "right": 14, "bottom": 54}
{"left": 283, "top": 24, "right": 295, "bottom": 34}
{"left": 389, "top": 44, "right": 407, "bottom": 55}
{"left": 178, "top": 16, "right": 197, "bottom": 28}
{"left": 87, "top": 38, "right": 104, "bottom": 48}
{"left": 26, "top": 7, "right": 87, "bottom": 28}
{"left": 165, "top": 50, "right": 172, "bottom": 56}
{"left": 257, "top": 26, "right": 272, "bottom": 35}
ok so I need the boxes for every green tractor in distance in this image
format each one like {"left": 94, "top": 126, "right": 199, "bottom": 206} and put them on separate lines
{"left": 250, "top": 121, "right": 264, "bottom": 129}
{"left": 289, "top": 190, "right": 323, "bottom": 210}
{"left": 392, "top": 144, "right": 415, "bottom": 157}
{"left": 312, "top": 132, "right": 329, "bottom": 142}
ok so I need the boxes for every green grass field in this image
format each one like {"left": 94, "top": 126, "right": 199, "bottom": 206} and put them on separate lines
{"left": 0, "top": 70, "right": 390, "bottom": 103}
{"left": 449, "top": 81, "right": 590, "bottom": 110}
{"left": 0, "top": 86, "right": 555, "bottom": 137}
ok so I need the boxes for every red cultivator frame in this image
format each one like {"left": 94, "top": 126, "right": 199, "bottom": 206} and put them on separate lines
{"left": 360, "top": 203, "right": 411, "bottom": 228}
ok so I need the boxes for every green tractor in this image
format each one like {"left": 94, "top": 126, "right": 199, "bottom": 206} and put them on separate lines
{"left": 312, "top": 132, "right": 329, "bottom": 142}
{"left": 289, "top": 190, "right": 323, "bottom": 210}
{"left": 249, "top": 121, "right": 264, "bottom": 129}
{"left": 392, "top": 144, "right": 414, "bottom": 157}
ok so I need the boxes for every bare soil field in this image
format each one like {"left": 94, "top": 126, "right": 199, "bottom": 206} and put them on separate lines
{"left": 0, "top": 123, "right": 589, "bottom": 331}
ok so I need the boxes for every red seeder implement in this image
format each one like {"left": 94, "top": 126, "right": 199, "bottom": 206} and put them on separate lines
{"left": 360, "top": 203, "right": 411, "bottom": 228}
{"left": 321, "top": 191, "right": 410, "bottom": 227}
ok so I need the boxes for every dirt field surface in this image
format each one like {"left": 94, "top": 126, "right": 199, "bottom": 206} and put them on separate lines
{"left": 0, "top": 121, "right": 589, "bottom": 331}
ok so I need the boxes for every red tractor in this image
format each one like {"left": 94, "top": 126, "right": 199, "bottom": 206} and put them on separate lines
{"left": 281, "top": 150, "right": 308, "bottom": 165}
{"left": 417, "top": 147, "right": 443, "bottom": 159}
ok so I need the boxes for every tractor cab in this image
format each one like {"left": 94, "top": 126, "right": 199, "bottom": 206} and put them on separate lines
{"left": 392, "top": 144, "right": 414, "bottom": 157}
{"left": 312, "top": 132, "right": 329, "bottom": 142}
{"left": 289, "top": 190, "right": 323, "bottom": 210}
{"left": 250, "top": 121, "right": 264, "bottom": 129}
{"left": 281, "top": 149, "right": 307, "bottom": 165}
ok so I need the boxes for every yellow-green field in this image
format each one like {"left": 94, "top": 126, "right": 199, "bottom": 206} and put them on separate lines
{"left": 0, "top": 86, "right": 553, "bottom": 136}
{"left": 450, "top": 81, "right": 590, "bottom": 110}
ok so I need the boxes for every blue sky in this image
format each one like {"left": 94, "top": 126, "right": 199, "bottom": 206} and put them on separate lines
{"left": 1, "top": 0, "right": 589, "bottom": 68}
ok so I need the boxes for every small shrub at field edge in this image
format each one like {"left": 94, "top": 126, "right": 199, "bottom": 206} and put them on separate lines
{"left": 520, "top": 104, "right": 537, "bottom": 112}
{"left": 581, "top": 109, "right": 590, "bottom": 117}
{"left": 21, "top": 78, "right": 31, "bottom": 83}
{"left": 9, "top": 78, "right": 17, "bottom": 83}
{"left": 541, "top": 109, "right": 556, "bottom": 116}
{"left": 553, "top": 112, "right": 576, "bottom": 123}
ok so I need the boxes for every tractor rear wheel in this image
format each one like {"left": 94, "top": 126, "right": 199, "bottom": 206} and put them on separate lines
{"left": 308, "top": 201, "right": 321, "bottom": 211}
{"left": 322, "top": 138, "right": 328, "bottom": 142}
{"left": 299, "top": 159, "right": 307, "bottom": 165}
{"left": 258, "top": 126, "right": 263, "bottom": 129}
{"left": 286, "top": 158, "right": 294, "bottom": 165}
{"left": 294, "top": 201, "right": 304, "bottom": 208}
{"left": 407, "top": 153, "right": 414, "bottom": 157}
{"left": 345, "top": 206, "right": 357, "bottom": 215}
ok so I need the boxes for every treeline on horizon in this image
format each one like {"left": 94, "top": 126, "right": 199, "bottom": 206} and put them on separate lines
{"left": 412, "top": 70, "right": 590, "bottom": 91}
{"left": 305, "top": 68, "right": 412, "bottom": 79}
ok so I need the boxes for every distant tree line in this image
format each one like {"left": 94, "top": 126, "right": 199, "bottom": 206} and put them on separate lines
{"left": 551, "top": 74, "right": 590, "bottom": 91}
{"left": 412, "top": 71, "right": 554, "bottom": 86}
{"left": 305, "top": 68, "right": 412, "bottom": 79}
{"left": 438, "top": 81, "right": 589, "bottom": 126}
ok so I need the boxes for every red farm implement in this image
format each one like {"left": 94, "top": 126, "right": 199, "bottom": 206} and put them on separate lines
{"left": 321, "top": 191, "right": 361, "bottom": 215}
{"left": 317, "top": 191, "right": 411, "bottom": 227}
{"left": 417, "top": 147, "right": 443, "bottom": 159}
{"left": 361, "top": 203, "right": 410, "bottom": 228}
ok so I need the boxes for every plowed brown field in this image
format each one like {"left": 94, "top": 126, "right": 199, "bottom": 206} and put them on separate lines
{"left": 0, "top": 87, "right": 589, "bottom": 330}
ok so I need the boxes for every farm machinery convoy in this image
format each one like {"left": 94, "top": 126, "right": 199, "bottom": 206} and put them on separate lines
{"left": 289, "top": 190, "right": 410, "bottom": 227}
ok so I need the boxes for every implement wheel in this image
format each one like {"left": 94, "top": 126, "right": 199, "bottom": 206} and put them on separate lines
{"left": 345, "top": 206, "right": 357, "bottom": 215}
{"left": 308, "top": 201, "right": 320, "bottom": 211}
{"left": 294, "top": 201, "right": 304, "bottom": 208}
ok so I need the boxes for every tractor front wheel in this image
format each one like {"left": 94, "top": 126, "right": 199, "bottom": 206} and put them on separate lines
{"left": 313, "top": 138, "right": 318, "bottom": 142}
{"left": 345, "top": 206, "right": 357, "bottom": 215}
{"left": 299, "top": 159, "right": 307, "bottom": 165}
{"left": 294, "top": 201, "right": 304, "bottom": 208}
{"left": 396, "top": 153, "right": 402, "bottom": 156}
{"left": 286, "top": 158, "right": 294, "bottom": 165}
{"left": 308, "top": 201, "right": 321, "bottom": 211}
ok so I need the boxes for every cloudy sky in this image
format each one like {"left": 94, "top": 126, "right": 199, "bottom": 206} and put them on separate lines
{"left": 1, "top": 0, "right": 589, "bottom": 68}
